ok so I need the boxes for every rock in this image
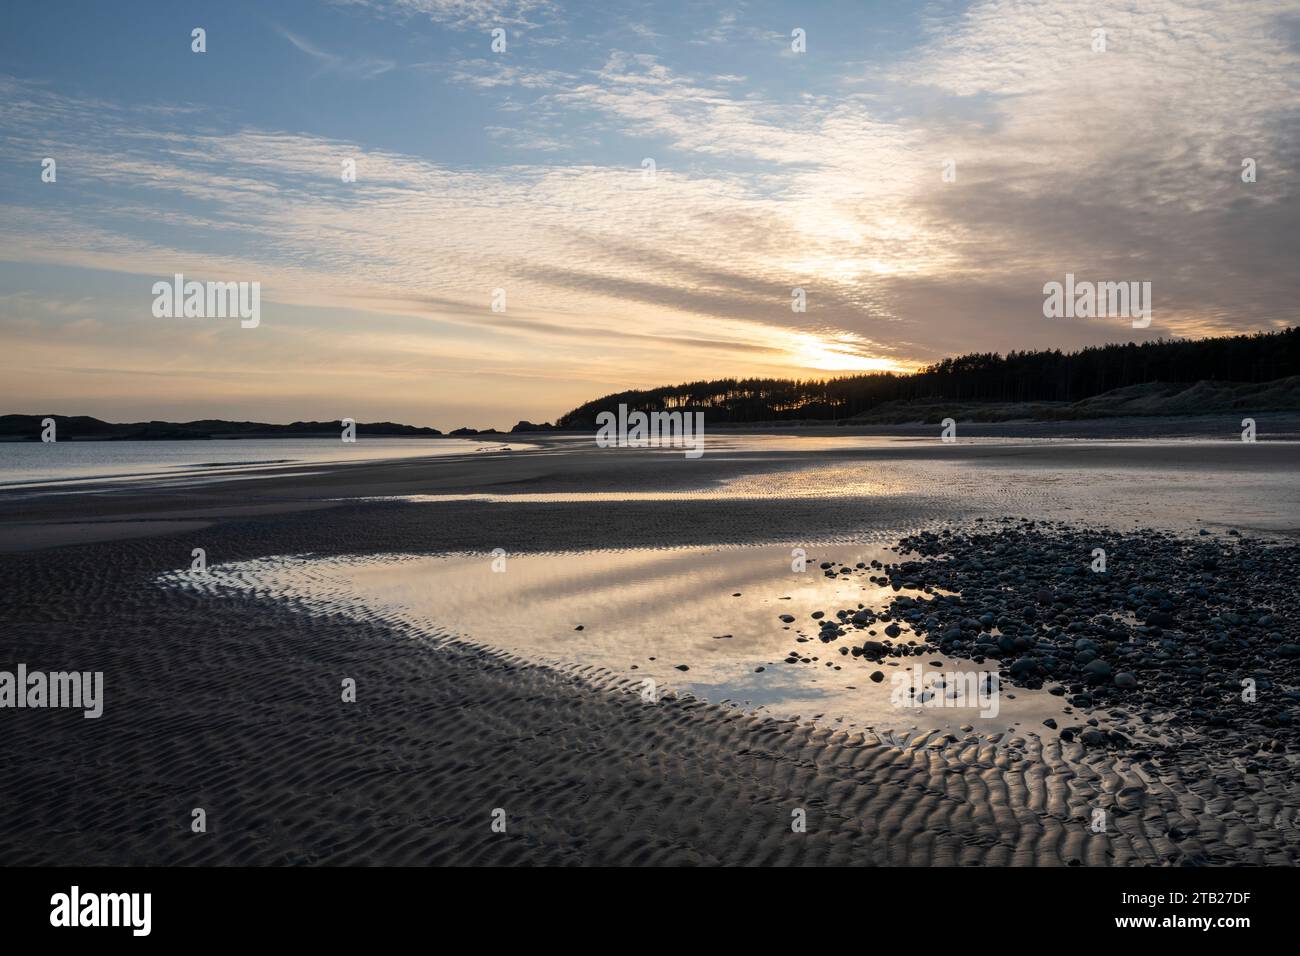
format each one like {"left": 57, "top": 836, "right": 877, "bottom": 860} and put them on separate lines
{"left": 1009, "top": 658, "right": 1038, "bottom": 678}
{"left": 1043, "top": 718, "right": 1058, "bottom": 730}
{"left": 779, "top": 614, "right": 795, "bottom": 623}
{"left": 1082, "top": 659, "right": 1112, "bottom": 681}
{"left": 1114, "top": 672, "right": 1138, "bottom": 689}
{"left": 870, "top": 671, "right": 884, "bottom": 683}
{"left": 675, "top": 664, "right": 689, "bottom": 671}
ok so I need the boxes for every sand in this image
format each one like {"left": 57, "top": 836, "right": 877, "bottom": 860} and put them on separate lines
{"left": 1, "top": 429, "right": 1297, "bottom": 865}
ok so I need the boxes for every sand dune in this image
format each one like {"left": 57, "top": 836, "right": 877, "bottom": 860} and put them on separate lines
{"left": 853, "top": 379, "right": 1300, "bottom": 424}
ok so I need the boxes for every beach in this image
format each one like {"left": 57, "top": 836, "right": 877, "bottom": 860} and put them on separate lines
{"left": 1, "top": 423, "right": 1298, "bottom": 865}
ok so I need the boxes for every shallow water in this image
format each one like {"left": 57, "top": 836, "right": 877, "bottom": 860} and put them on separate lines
{"left": 169, "top": 543, "right": 1081, "bottom": 737}
{"left": 342, "top": 447, "right": 1300, "bottom": 537}
{"left": 0, "top": 437, "right": 533, "bottom": 489}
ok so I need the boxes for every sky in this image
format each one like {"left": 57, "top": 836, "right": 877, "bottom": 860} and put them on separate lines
{"left": 0, "top": 0, "right": 1296, "bottom": 429}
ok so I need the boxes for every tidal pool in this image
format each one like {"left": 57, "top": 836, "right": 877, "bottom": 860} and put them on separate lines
{"left": 167, "top": 543, "right": 1079, "bottom": 738}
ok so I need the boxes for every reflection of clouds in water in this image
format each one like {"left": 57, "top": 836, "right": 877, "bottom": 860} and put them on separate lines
{"left": 167, "top": 543, "right": 1071, "bottom": 736}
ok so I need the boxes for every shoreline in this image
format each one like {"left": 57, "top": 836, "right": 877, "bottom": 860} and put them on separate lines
{"left": 4, "top": 430, "right": 1299, "bottom": 556}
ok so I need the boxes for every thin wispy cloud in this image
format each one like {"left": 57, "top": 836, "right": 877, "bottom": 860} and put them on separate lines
{"left": 277, "top": 27, "right": 397, "bottom": 78}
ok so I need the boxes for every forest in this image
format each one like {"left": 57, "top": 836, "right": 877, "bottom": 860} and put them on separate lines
{"left": 556, "top": 328, "right": 1300, "bottom": 427}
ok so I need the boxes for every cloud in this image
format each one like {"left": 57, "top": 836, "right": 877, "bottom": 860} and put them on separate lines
{"left": 329, "top": 0, "right": 560, "bottom": 31}
{"left": 277, "top": 27, "right": 397, "bottom": 78}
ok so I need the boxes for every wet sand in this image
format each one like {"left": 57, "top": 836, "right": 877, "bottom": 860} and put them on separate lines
{"left": 1, "top": 427, "right": 1298, "bottom": 865}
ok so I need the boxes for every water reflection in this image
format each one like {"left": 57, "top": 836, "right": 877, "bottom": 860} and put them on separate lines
{"left": 173, "top": 544, "right": 1075, "bottom": 737}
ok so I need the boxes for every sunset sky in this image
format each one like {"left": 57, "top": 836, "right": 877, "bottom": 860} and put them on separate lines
{"left": 1, "top": 0, "right": 1296, "bottom": 429}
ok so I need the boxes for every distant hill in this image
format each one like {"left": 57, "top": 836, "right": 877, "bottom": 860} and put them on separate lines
{"left": 509, "top": 420, "right": 557, "bottom": 432}
{"left": 556, "top": 327, "right": 1300, "bottom": 427}
{"left": 0, "top": 415, "right": 444, "bottom": 441}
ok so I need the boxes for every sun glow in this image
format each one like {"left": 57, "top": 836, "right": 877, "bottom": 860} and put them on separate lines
{"left": 789, "top": 332, "right": 913, "bottom": 373}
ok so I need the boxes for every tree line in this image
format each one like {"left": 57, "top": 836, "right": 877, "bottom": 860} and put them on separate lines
{"left": 556, "top": 327, "right": 1300, "bottom": 427}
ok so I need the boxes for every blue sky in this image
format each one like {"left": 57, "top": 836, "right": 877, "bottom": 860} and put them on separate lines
{"left": 1, "top": 0, "right": 1297, "bottom": 428}
{"left": 18, "top": 3, "right": 919, "bottom": 153}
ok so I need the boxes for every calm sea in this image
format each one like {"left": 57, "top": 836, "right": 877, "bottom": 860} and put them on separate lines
{"left": 0, "top": 438, "right": 518, "bottom": 489}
